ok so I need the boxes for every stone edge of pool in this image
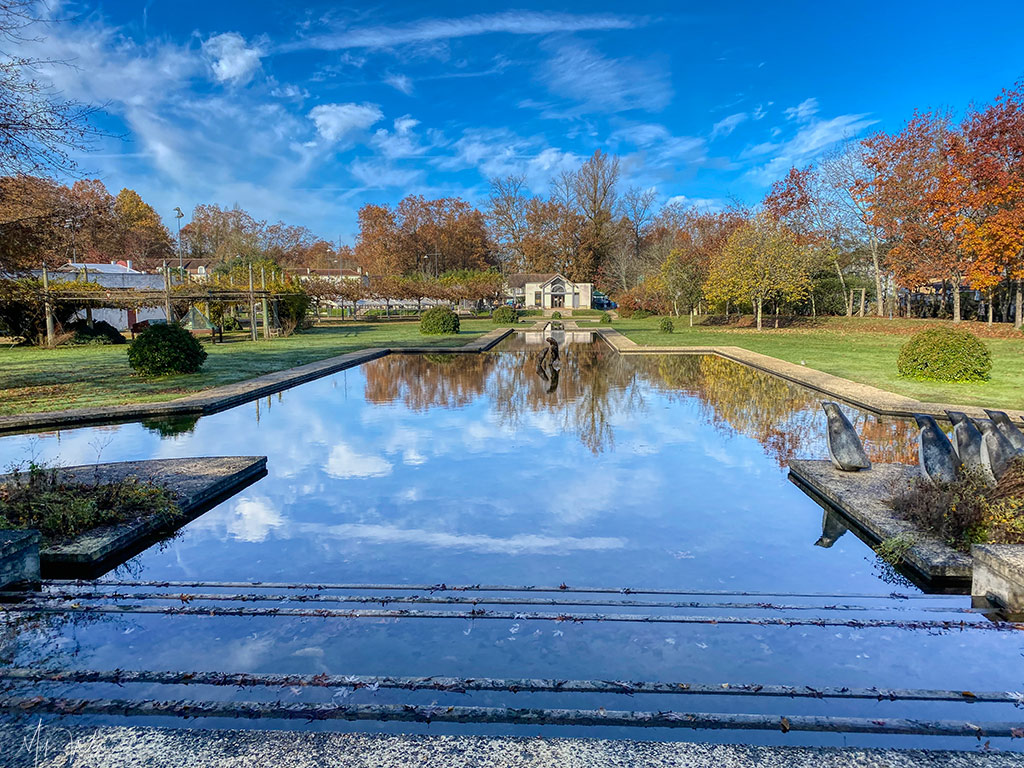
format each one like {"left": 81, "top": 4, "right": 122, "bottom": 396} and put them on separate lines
{"left": 2, "top": 726, "right": 1022, "bottom": 767}
{"left": 3, "top": 324, "right": 1022, "bottom": 436}
{"left": 0, "top": 327, "right": 514, "bottom": 435}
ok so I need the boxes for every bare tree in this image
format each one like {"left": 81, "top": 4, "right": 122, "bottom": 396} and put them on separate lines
{"left": 619, "top": 185, "right": 657, "bottom": 261}
{"left": 486, "top": 175, "right": 527, "bottom": 274}
{"left": 1, "top": 1, "right": 104, "bottom": 176}
{"left": 821, "top": 139, "right": 888, "bottom": 316}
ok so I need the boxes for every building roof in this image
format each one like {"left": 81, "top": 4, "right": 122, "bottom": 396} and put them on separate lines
{"left": 65, "top": 261, "right": 141, "bottom": 274}
{"left": 506, "top": 273, "right": 558, "bottom": 289}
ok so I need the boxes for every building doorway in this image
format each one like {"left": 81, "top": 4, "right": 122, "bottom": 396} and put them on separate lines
{"left": 551, "top": 293, "right": 564, "bottom": 308}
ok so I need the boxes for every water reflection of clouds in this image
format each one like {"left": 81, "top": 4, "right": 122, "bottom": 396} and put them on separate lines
{"left": 325, "top": 443, "right": 394, "bottom": 479}
{"left": 190, "top": 495, "right": 284, "bottom": 543}
{"left": 294, "top": 521, "right": 627, "bottom": 554}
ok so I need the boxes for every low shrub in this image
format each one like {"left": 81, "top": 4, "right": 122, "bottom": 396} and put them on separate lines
{"left": 896, "top": 327, "right": 991, "bottom": 382}
{"left": 67, "top": 319, "right": 126, "bottom": 345}
{"left": 659, "top": 317, "right": 674, "bottom": 334}
{"left": 127, "top": 323, "right": 208, "bottom": 376}
{"left": 599, "top": 312, "right": 612, "bottom": 324}
{"left": 0, "top": 461, "right": 178, "bottom": 544}
{"left": 420, "top": 306, "right": 460, "bottom": 335}
{"left": 890, "top": 458, "right": 1024, "bottom": 551}
{"left": 491, "top": 305, "right": 518, "bottom": 324}
{"left": 220, "top": 315, "right": 242, "bottom": 331}
{"left": 550, "top": 311, "right": 562, "bottom": 319}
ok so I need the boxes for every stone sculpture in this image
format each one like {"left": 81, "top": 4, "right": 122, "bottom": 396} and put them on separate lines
{"left": 945, "top": 411, "right": 986, "bottom": 472}
{"left": 977, "top": 418, "right": 1018, "bottom": 482}
{"left": 913, "top": 414, "right": 961, "bottom": 485}
{"left": 984, "top": 409, "right": 1024, "bottom": 452}
{"left": 821, "top": 402, "right": 870, "bottom": 471}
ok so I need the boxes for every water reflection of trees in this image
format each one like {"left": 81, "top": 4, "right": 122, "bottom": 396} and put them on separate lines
{"left": 363, "top": 353, "right": 495, "bottom": 411}
{"left": 363, "top": 340, "right": 646, "bottom": 454}
{"left": 487, "top": 341, "right": 646, "bottom": 454}
{"left": 633, "top": 354, "right": 918, "bottom": 467}
{"left": 361, "top": 341, "right": 917, "bottom": 463}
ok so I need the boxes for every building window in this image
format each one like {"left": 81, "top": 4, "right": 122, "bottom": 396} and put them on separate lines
{"left": 533, "top": 291, "right": 541, "bottom": 306}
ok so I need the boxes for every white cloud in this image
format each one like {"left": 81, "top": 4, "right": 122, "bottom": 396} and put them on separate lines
{"left": 436, "top": 127, "right": 582, "bottom": 191}
{"left": 287, "top": 11, "right": 641, "bottom": 51}
{"left": 309, "top": 102, "right": 383, "bottom": 142}
{"left": 349, "top": 158, "right": 423, "bottom": 189}
{"left": 784, "top": 97, "right": 819, "bottom": 122}
{"left": 610, "top": 123, "right": 707, "bottom": 165}
{"left": 384, "top": 74, "right": 414, "bottom": 94}
{"left": 747, "top": 112, "right": 877, "bottom": 182}
{"left": 326, "top": 443, "right": 393, "bottom": 478}
{"left": 711, "top": 112, "right": 747, "bottom": 139}
{"left": 541, "top": 41, "right": 671, "bottom": 114}
{"left": 666, "top": 194, "right": 728, "bottom": 212}
{"left": 202, "top": 32, "right": 264, "bottom": 85}
{"left": 371, "top": 115, "right": 429, "bottom": 159}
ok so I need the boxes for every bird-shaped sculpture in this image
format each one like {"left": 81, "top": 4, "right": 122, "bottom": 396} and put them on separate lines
{"left": 821, "top": 402, "right": 870, "bottom": 471}
{"left": 977, "top": 418, "right": 1017, "bottom": 482}
{"left": 984, "top": 409, "right": 1024, "bottom": 452}
{"left": 945, "top": 411, "right": 986, "bottom": 473}
{"left": 913, "top": 414, "right": 961, "bottom": 485}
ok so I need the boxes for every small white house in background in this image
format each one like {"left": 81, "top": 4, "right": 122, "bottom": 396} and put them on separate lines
{"left": 506, "top": 273, "right": 593, "bottom": 310}
{"left": 54, "top": 261, "right": 168, "bottom": 330}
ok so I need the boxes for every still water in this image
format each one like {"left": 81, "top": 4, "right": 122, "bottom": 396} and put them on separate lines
{"left": 1, "top": 334, "right": 1021, "bottom": 750}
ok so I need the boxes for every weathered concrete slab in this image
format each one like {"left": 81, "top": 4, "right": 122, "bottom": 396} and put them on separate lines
{"left": 3, "top": 726, "right": 1022, "bottom": 768}
{"left": 788, "top": 459, "right": 972, "bottom": 584}
{"left": 0, "top": 530, "right": 40, "bottom": 588}
{"left": 973, "top": 544, "right": 1024, "bottom": 616}
{"left": 0, "top": 456, "right": 266, "bottom": 575}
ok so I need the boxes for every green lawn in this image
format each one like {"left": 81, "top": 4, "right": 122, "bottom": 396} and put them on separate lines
{"left": 613, "top": 315, "right": 1024, "bottom": 410}
{"left": 0, "top": 320, "right": 495, "bottom": 416}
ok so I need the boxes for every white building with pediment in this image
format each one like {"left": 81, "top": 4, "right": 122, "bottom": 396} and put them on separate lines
{"left": 506, "top": 273, "right": 593, "bottom": 310}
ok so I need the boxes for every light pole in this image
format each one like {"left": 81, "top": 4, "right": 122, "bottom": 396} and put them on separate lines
{"left": 173, "top": 207, "right": 185, "bottom": 273}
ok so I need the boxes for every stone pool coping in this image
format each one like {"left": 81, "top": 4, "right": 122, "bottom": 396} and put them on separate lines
{"left": 596, "top": 328, "right": 1024, "bottom": 422}
{"left": 0, "top": 456, "right": 266, "bottom": 575}
{"left": 4, "top": 726, "right": 1021, "bottom": 767}
{"left": 787, "top": 459, "right": 972, "bottom": 584}
{"left": 0, "top": 327, "right": 514, "bottom": 435}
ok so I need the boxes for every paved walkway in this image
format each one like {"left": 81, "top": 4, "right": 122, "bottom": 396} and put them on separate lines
{"left": 5, "top": 726, "right": 1021, "bottom": 767}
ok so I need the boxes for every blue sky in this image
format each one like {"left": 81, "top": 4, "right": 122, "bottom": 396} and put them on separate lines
{"left": 25, "top": 1, "right": 1024, "bottom": 242}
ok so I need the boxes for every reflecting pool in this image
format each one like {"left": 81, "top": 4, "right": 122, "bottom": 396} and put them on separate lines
{"left": 1, "top": 335, "right": 1021, "bottom": 751}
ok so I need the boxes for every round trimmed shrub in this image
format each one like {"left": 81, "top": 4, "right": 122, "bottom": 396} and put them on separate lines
{"left": 897, "top": 327, "right": 991, "bottom": 382}
{"left": 550, "top": 311, "right": 562, "bottom": 319}
{"left": 420, "top": 306, "right": 460, "bottom": 335}
{"left": 491, "top": 305, "right": 518, "bottom": 325}
{"left": 599, "top": 312, "right": 612, "bottom": 324}
{"left": 659, "top": 317, "right": 675, "bottom": 334}
{"left": 127, "top": 323, "right": 208, "bottom": 376}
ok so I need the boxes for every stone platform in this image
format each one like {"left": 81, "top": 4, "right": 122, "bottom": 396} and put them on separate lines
{"left": 0, "top": 456, "right": 266, "bottom": 578}
{"left": 788, "top": 460, "right": 972, "bottom": 584}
